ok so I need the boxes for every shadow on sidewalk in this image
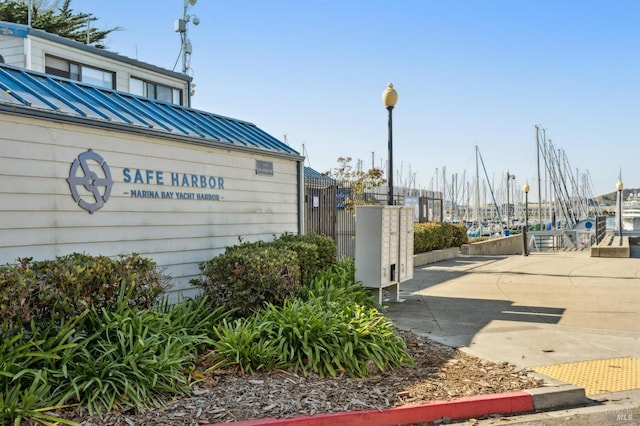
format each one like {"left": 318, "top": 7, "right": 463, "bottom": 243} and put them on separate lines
{"left": 385, "top": 294, "right": 565, "bottom": 347}
{"left": 384, "top": 256, "right": 565, "bottom": 347}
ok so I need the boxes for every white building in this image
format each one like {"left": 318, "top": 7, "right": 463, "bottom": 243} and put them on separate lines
{"left": 0, "top": 21, "right": 192, "bottom": 105}
{"left": 0, "top": 21, "right": 304, "bottom": 301}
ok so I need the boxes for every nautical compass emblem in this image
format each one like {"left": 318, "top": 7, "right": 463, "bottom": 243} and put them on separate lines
{"left": 67, "top": 149, "right": 113, "bottom": 214}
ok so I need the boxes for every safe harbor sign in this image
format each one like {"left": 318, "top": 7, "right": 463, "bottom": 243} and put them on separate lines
{"left": 67, "top": 149, "right": 226, "bottom": 214}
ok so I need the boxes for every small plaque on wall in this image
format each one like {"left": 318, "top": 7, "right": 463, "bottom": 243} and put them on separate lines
{"left": 256, "top": 160, "right": 273, "bottom": 176}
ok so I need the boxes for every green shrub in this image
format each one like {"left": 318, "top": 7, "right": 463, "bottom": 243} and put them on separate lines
{"left": 272, "top": 240, "right": 320, "bottom": 286}
{"left": 1, "top": 292, "right": 229, "bottom": 421}
{"left": 207, "top": 297, "right": 414, "bottom": 378}
{"left": 257, "top": 298, "right": 347, "bottom": 376}
{"left": 271, "top": 233, "right": 337, "bottom": 285}
{"left": 274, "top": 233, "right": 337, "bottom": 275}
{"left": 413, "top": 223, "right": 468, "bottom": 253}
{"left": 55, "top": 304, "right": 211, "bottom": 416}
{"left": 0, "top": 258, "right": 37, "bottom": 338}
{"left": 208, "top": 316, "right": 278, "bottom": 373}
{"left": 161, "top": 295, "right": 233, "bottom": 344}
{"left": 0, "top": 260, "right": 235, "bottom": 421}
{"left": 193, "top": 234, "right": 336, "bottom": 316}
{"left": 334, "top": 302, "right": 414, "bottom": 375}
{"left": 207, "top": 259, "right": 411, "bottom": 378}
{"left": 414, "top": 223, "right": 450, "bottom": 253}
{"left": 192, "top": 244, "right": 301, "bottom": 317}
{"left": 0, "top": 253, "right": 168, "bottom": 337}
{"left": 449, "top": 223, "right": 469, "bottom": 247}
{"left": 0, "top": 380, "right": 79, "bottom": 426}
{"left": 297, "top": 258, "right": 376, "bottom": 309}
{"left": 0, "top": 317, "right": 84, "bottom": 426}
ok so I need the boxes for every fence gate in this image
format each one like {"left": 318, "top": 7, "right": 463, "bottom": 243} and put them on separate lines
{"left": 419, "top": 195, "right": 443, "bottom": 223}
{"left": 304, "top": 179, "right": 337, "bottom": 240}
{"left": 304, "top": 176, "right": 443, "bottom": 259}
{"left": 304, "top": 176, "right": 355, "bottom": 259}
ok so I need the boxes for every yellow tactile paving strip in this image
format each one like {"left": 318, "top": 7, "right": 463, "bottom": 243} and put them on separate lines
{"left": 531, "top": 357, "right": 640, "bottom": 396}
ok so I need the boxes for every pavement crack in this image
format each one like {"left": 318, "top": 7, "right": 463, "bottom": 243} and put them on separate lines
{"left": 419, "top": 295, "right": 443, "bottom": 332}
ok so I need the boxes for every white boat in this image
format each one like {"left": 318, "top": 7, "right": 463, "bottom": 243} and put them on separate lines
{"left": 622, "top": 192, "right": 640, "bottom": 231}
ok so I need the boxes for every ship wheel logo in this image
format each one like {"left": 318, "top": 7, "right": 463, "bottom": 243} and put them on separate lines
{"left": 67, "top": 150, "right": 113, "bottom": 214}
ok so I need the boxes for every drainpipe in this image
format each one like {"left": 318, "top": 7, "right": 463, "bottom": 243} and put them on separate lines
{"left": 297, "top": 159, "right": 305, "bottom": 235}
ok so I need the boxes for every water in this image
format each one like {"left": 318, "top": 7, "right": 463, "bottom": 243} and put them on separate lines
{"left": 606, "top": 216, "right": 615, "bottom": 230}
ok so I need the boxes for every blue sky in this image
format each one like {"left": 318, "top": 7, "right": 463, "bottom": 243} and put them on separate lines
{"left": 69, "top": 0, "right": 639, "bottom": 198}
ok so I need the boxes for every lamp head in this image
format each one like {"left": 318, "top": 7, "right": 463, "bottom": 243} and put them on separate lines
{"left": 523, "top": 182, "right": 530, "bottom": 194}
{"left": 617, "top": 179, "right": 624, "bottom": 191}
{"left": 382, "top": 83, "right": 398, "bottom": 108}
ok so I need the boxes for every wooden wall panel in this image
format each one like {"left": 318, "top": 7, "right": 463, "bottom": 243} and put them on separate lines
{"left": 0, "top": 114, "right": 300, "bottom": 300}
{"left": 0, "top": 36, "right": 24, "bottom": 66}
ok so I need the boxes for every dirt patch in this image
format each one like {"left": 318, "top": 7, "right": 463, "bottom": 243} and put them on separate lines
{"left": 48, "top": 330, "right": 544, "bottom": 425}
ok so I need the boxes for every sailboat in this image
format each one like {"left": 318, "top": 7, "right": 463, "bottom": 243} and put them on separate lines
{"left": 466, "top": 146, "right": 504, "bottom": 238}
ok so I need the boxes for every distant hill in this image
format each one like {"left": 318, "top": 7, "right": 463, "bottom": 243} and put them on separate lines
{"left": 595, "top": 188, "right": 639, "bottom": 205}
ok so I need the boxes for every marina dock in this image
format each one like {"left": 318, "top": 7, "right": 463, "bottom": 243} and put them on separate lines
{"left": 591, "top": 234, "right": 631, "bottom": 258}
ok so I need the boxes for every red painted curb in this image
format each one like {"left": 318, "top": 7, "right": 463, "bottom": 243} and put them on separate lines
{"left": 206, "top": 390, "right": 534, "bottom": 426}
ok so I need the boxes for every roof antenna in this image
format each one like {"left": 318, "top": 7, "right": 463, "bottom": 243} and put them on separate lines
{"left": 301, "top": 143, "right": 311, "bottom": 167}
{"left": 175, "top": 0, "right": 200, "bottom": 75}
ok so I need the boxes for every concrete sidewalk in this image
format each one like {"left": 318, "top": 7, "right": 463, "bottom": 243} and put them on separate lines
{"left": 384, "top": 251, "right": 640, "bottom": 424}
{"left": 385, "top": 251, "right": 640, "bottom": 369}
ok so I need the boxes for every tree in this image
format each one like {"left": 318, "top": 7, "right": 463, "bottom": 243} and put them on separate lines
{"left": 329, "top": 157, "right": 386, "bottom": 209}
{"left": 0, "top": 0, "right": 119, "bottom": 48}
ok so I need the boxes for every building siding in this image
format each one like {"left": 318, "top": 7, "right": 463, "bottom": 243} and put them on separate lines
{"left": 1, "top": 20, "right": 190, "bottom": 104}
{"left": 30, "top": 37, "right": 188, "bottom": 95}
{"left": 0, "top": 35, "right": 25, "bottom": 66}
{"left": 0, "top": 114, "right": 300, "bottom": 301}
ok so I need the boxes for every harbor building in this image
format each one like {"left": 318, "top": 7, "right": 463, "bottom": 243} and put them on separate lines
{"left": 0, "top": 21, "right": 304, "bottom": 301}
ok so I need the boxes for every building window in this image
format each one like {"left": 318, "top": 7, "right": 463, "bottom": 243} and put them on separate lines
{"left": 130, "top": 77, "right": 183, "bottom": 105}
{"left": 44, "top": 55, "right": 114, "bottom": 89}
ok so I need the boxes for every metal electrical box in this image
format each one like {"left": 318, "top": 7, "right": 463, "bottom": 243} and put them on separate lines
{"left": 355, "top": 205, "right": 414, "bottom": 304}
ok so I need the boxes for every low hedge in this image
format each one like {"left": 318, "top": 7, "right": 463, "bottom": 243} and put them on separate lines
{"left": 414, "top": 222, "right": 468, "bottom": 254}
{"left": 193, "top": 244, "right": 301, "bottom": 317}
{"left": 192, "top": 233, "right": 337, "bottom": 317}
{"left": 0, "top": 253, "right": 168, "bottom": 337}
{"left": 273, "top": 233, "right": 337, "bottom": 285}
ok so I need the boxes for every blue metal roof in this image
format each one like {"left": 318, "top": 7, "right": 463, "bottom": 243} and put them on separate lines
{"left": 304, "top": 166, "right": 334, "bottom": 181}
{"left": 0, "top": 63, "right": 299, "bottom": 156}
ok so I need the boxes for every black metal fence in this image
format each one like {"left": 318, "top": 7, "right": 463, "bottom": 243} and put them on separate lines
{"left": 595, "top": 215, "right": 607, "bottom": 244}
{"left": 304, "top": 176, "right": 443, "bottom": 258}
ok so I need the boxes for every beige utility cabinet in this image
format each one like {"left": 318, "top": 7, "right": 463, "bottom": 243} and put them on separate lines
{"left": 355, "top": 205, "right": 414, "bottom": 304}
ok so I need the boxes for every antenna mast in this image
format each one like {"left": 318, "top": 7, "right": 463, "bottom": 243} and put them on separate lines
{"left": 175, "top": 0, "right": 200, "bottom": 75}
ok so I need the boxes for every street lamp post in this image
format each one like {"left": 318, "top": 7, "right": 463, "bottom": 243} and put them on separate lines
{"left": 617, "top": 179, "right": 624, "bottom": 240}
{"left": 382, "top": 83, "right": 398, "bottom": 206}
{"left": 523, "top": 182, "right": 530, "bottom": 256}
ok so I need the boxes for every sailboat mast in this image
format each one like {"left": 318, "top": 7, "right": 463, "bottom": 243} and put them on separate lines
{"left": 442, "top": 167, "right": 447, "bottom": 220}
{"left": 536, "top": 125, "right": 543, "bottom": 230}
{"left": 475, "top": 145, "right": 480, "bottom": 222}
